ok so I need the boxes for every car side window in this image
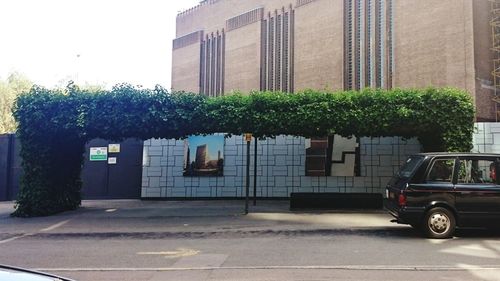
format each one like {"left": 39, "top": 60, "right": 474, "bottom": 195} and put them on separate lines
{"left": 458, "top": 158, "right": 496, "bottom": 184}
{"left": 426, "top": 159, "right": 455, "bottom": 183}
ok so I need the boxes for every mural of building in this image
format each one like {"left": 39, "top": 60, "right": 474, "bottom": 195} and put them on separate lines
{"left": 195, "top": 144, "right": 208, "bottom": 169}
{"left": 172, "top": 0, "right": 495, "bottom": 121}
{"left": 184, "top": 135, "right": 224, "bottom": 177}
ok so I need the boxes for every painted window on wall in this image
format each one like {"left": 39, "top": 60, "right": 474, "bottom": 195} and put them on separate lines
{"left": 184, "top": 135, "right": 224, "bottom": 177}
{"left": 305, "top": 135, "right": 360, "bottom": 176}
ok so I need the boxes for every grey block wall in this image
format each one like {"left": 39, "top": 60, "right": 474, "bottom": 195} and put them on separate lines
{"left": 473, "top": 123, "right": 500, "bottom": 154}
{"left": 141, "top": 135, "right": 422, "bottom": 198}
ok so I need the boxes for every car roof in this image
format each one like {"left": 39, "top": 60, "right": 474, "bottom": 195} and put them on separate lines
{"left": 413, "top": 152, "right": 500, "bottom": 158}
{"left": 0, "top": 264, "right": 75, "bottom": 281}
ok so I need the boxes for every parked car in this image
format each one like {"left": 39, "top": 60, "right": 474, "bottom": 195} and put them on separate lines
{"left": 384, "top": 153, "right": 500, "bottom": 239}
{"left": 0, "top": 264, "right": 74, "bottom": 281}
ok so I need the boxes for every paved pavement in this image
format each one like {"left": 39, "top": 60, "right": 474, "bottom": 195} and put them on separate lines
{"left": 0, "top": 200, "right": 394, "bottom": 235}
{"left": 1, "top": 200, "right": 500, "bottom": 281}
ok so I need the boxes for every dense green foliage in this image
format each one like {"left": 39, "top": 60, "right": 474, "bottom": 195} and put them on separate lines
{"left": 13, "top": 85, "right": 474, "bottom": 216}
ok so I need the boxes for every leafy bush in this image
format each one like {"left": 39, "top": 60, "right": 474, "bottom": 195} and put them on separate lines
{"left": 12, "top": 85, "right": 474, "bottom": 216}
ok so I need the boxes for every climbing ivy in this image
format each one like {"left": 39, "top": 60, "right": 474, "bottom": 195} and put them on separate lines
{"left": 12, "top": 85, "right": 474, "bottom": 216}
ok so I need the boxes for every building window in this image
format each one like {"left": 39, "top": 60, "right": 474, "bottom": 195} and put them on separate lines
{"left": 276, "top": 14, "right": 282, "bottom": 91}
{"left": 205, "top": 36, "right": 211, "bottom": 95}
{"left": 216, "top": 32, "right": 221, "bottom": 97}
{"left": 268, "top": 16, "right": 274, "bottom": 91}
{"left": 366, "top": 0, "right": 373, "bottom": 88}
{"left": 210, "top": 34, "right": 216, "bottom": 96}
{"left": 261, "top": 19, "right": 268, "bottom": 91}
{"left": 200, "top": 31, "right": 225, "bottom": 96}
{"left": 345, "top": 0, "right": 354, "bottom": 90}
{"left": 376, "top": 0, "right": 385, "bottom": 88}
{"left": 355, "top": 0, "right": 363, "bottom": 90}
{"left": 387, "top": 0, "right": 394, "bottom": 88}
{"left": 344, "top": 0, "right": 393, "bottom": 90}
{"left": 290, "top": 9, "right": 295, "bottom": 93}
{"left": 283, "top": 12, "right": 289, "bottom": 93}
{"left": 200, "top": 40, "right": 206, "bottom": 94}
{"left": 221, "top": 30, "right": 225, "bottom": 95}
{"left": 261, "top": 8, "right": 294, "bottom": 92}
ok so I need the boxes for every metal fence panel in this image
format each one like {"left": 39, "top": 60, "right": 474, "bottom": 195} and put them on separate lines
{"left": 81, "top": 139, "right": 143, "bottom": 199}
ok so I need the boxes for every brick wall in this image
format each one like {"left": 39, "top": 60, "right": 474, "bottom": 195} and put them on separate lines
{"left": 141, "top": 135, "right": 421, "bottom": 198}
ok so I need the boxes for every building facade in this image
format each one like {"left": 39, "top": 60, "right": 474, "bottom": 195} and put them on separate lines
{"left": 144, "top": 0, "right": 497, "bottom": 199}
{"left": 172, "top": 0, "right": 495, "bottom": 121}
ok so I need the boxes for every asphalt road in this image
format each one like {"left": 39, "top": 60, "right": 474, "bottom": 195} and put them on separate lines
{"left": 1, "top": 200, "right": 500, "bottom": 281}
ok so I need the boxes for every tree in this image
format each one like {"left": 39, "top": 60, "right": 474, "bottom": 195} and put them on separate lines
{"left": 0, "top": 73, "right": 103, "bottom": 134}
{"left": 0, "top": 72, "right": 33, "bottom": 133}
{"left": 56, "top": 76, "right": 106, "bottom": 92}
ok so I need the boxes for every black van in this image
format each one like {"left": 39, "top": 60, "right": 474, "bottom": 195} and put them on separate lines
{"left": 384, "top": 153, "right": 500, "bottom": 239}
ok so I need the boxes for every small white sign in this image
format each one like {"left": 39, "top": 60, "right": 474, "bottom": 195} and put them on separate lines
{"left": 90, "top": 147, "right": 108, "bottom": 161}
{"left": 108, "top": 157, "right": 117, "bottom": 165}
{"left": 108, "top": 144, "right": 120, "bottom": 153}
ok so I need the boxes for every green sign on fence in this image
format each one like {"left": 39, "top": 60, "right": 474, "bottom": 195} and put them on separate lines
{"left": 90, "top": 147, "right": 108, "bottom": 161}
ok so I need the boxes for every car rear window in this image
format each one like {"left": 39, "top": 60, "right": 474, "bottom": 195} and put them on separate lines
{"left": 397, "top": 156, "right": 424, "bottom": 179}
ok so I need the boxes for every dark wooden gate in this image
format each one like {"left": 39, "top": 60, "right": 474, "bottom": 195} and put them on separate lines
{"left": 81, "top": 138, "right": 143, "bottom": 199}
{"left": 0, "top": 134, "right": 21, "bottom": 201}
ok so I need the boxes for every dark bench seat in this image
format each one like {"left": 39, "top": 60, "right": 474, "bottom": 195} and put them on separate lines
{"left": 290, "top": 192, "right": 383, "bottom": 210}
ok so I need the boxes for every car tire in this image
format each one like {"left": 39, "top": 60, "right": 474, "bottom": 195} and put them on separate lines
{"left": 422, "top": 207, "right": 456, "bottom": 239}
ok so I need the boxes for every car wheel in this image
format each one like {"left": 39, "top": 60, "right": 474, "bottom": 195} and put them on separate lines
{"left": 422, "top": 207, "right": 456, "bottom": 239}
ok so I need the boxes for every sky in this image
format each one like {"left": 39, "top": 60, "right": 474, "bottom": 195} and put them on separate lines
{"left": 188, "top": 135, "right": 224, "bottom": 161}
{"left": 0, "top": 0, "right": 200, "bottom": 89}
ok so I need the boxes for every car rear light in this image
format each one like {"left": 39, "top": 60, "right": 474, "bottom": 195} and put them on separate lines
{"left": 398, "top": 193, "right": 407, "bottom": 207}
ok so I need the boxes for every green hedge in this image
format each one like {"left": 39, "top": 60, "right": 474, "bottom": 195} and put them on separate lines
{"left": 12, "top": 85, "right": 474, "bottom": 216}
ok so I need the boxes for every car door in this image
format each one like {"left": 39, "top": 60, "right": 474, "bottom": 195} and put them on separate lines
{"left": 408, "top": 157, "right": 456, "bottom": 208}
{"left": 454, "top": 156, "right": 500, "bottom": 226}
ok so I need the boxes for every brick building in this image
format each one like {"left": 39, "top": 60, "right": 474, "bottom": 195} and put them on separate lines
{"left": 172, "top": 0, "right": 495, "bottom": 121}
{"left": 139, "top": 0, "right": 496, "bottom": 199}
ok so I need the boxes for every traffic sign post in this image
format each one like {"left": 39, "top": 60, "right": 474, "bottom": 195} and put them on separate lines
{"left": 244, "top": 133, "right": 252, "bottom": 215}
{"left": 254, "top": 139, "right": 257, "bottom": 206}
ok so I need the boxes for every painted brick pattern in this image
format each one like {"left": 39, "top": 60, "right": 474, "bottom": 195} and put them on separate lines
{"left": 141, "top": 134, "right": 422, "bottom": 198}
{"left": 473, "top": 123, "right": 500, "bottom": 154}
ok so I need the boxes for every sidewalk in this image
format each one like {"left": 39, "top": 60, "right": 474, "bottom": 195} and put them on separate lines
{"left": 0, "top": 200, "right": 397, "bottom": 239}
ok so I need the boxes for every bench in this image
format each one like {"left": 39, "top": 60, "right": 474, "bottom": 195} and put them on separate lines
{"left": 290, "top": 192, "right": 383, "bottom": 210}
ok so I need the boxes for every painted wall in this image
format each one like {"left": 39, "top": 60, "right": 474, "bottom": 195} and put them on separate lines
{"left": 141, "top": 135, "right": 422, "bottom": 198}
{"left": 472, "top": 123, "right": 500, "bottom": 153}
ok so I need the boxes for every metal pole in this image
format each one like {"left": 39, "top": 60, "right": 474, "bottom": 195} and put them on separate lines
{"left": 245, "top": 138, "right": 251, "bottom": 214}
{"left": 253, "top": 138, "right": 257, "bottom": 206}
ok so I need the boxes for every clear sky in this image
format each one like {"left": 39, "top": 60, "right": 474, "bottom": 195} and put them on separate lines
{"left": 0, "top": 0, "right": 200, "bottom": 89}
